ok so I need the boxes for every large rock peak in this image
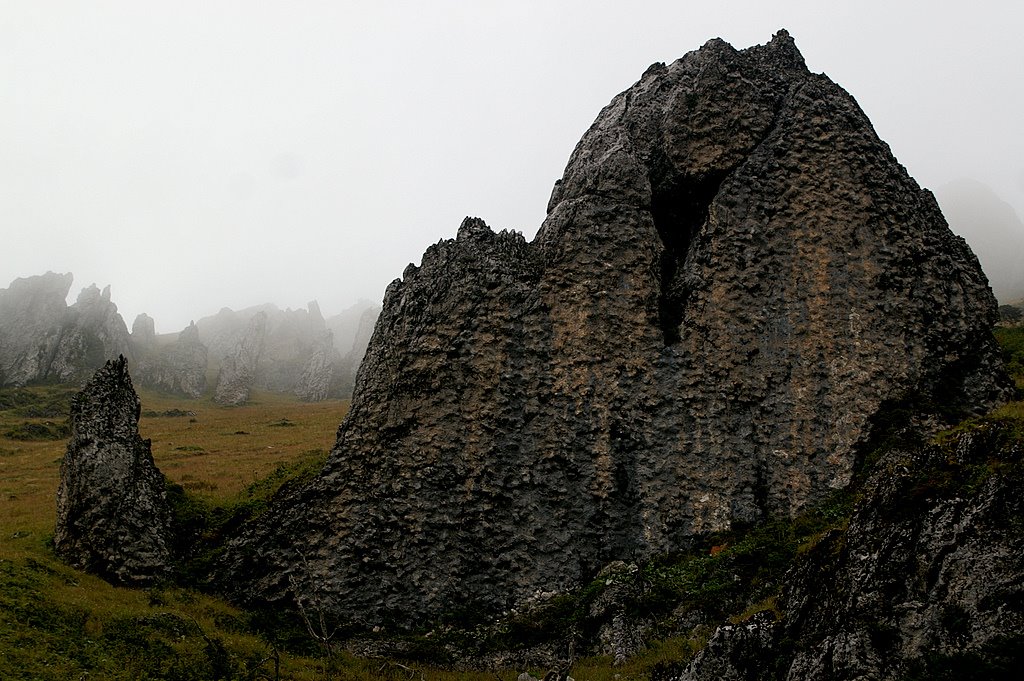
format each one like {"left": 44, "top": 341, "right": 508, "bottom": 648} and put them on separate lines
{"left": 54, "top": 356, "right": 173, "bottom": 585}
{"left": 0, "top": 273, "right": 132, "bottom": 385}
{"left": 218, "top": 33, "right": 1011, "bottom": 626}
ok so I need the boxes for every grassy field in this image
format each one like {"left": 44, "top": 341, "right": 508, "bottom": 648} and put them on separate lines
{"left": 0, "top": 386, "right": 355, "bottom": 679}
{"left": 1, "top": 385, "right": 643, "bottom": 680}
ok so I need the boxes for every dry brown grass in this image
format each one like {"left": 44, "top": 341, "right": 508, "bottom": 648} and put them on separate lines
{"left": 140, "top": 388, "right": 348, "bottom": 503}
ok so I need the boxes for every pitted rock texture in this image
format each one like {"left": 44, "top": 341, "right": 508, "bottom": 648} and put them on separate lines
{"left": 217, "top": 32, "right": 1010, "bottom": 626}
{"left": 678, "top": 424, "right": 1024, "bottom": 680}
{"left": 54, "top": 356, "right": 173, "bottom": 585}
{"left": 0, "top": 273, "right": 132, "bottom": 385}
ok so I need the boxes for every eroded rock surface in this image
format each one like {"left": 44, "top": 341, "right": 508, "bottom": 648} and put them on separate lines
{"left": 678, "top": 424, "right": 1024, "bottom": 680}
{"left": 217, "top": 31, "right": 1010, "bottom": 626}
{"left": 54, "top": 356, "right": 172, "bottom": 585}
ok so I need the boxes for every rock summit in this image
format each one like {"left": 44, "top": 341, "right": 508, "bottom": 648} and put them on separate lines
{"left": 217, "top": 31, "right": 1010, "bottom": 626}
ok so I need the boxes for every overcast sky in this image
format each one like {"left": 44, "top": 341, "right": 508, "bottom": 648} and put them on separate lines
{"left": 3, "top": 1, "right": 1023, "bottom": 332}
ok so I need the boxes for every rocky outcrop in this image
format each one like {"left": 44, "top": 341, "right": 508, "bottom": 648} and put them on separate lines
{"left": 258, "top": 301, "right": 329, "bottom": 394}
{"left": 296, "top": 330, "right": 335, "bottom": 402}
{"left": 132, "top": 320, "right": 209, "bottom": 398}
{"left": 327, "top": 301, "right": 380, "bottom": 358}
{"left": 678, "top": 423, "right": 1024, "bottom": 679}
{"left": 200, "top": 301, "right": 371, "bottom": 402}
{"left": 0, "top": 271, "right": 371, "bottom": 399}
{"left": 0, "top": 272, "right": 74, "bottom": 385}
{"left": 0, "top": 273, "right": 132, "bottom": 386}
{"left": 54, "top": 356, "right": 173, "bottom": 585}
{"left": 216, "top": 32, "right": 1010, "bottom": 627}
{"left": 131, "top": 313, "right": 157, "bottom": 347}
{"left": 214, "top": 311, "right": 267, "bottom": 406}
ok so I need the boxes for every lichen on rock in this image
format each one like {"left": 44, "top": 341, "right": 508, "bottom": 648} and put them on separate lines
{"left": 54, "top": 356, "right": 173, "bottom": 585}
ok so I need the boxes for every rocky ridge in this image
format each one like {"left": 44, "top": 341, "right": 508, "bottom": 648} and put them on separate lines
{"left": 216, "top": 31, "right": 1011, "bottom": 627}
{"left": 0, "top": 271, "right": 377, "bottom": 401}
{"left": 202, "top": 301, "right": 379, "bottom": 402}
{"left": 131, "top": 316, "right": 209, "bottom": 398}
{"left": 0, "top": 273, "right": 132, "bottom": 385}
{"left": 53, "top": 356, "right": 173, "bottom": 585}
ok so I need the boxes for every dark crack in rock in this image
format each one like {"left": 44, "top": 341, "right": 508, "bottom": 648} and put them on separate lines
{"left": 216, "top": 31, "right": 1011, "bottom": 628}
{"left": 54, "top": 356, "right": 173, "bottom": 586}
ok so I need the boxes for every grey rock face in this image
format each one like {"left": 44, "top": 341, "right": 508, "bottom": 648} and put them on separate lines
{"left": 678, "top": 424, "right": 1024, "bottom": 679}
{"left": 0, "top": 273, "right": 132, "bottom": 385}
{"left": 0, "top": 272, "right": 74, "bottom": 385}
{"left": 201, "top": 301, "right": 362, "bottom": 403}
{"left": 130, "top": 313, "right": 157, "bottom": 347}
{"left": 54, "top": 356, "right": 173, "bottom": 585}
{"left": 326, "top": 301, "right": 380, "bottom": 359}
{"left": 296, "top": 330, "right": 335, "bottom": 402}
{"left": 214, "top": 310, "right": 267, "bottom": 405}
{"left": 330, "top": 304, "right": 382, "bottom": 398}
{"left": 217, "top": 32, "right": 1010, "bottom": 626}
{"left": 50, "top": 284, "right": 133, "bottom": 382}
{"left": 133, "top": 320, "right": 209, "bottom": 398}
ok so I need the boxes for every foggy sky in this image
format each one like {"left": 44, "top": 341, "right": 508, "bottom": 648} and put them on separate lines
{"left": 3, "top": 1, "right": 1023, "bottom": 332}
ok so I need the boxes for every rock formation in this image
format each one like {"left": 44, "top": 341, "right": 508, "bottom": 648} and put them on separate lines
{"left": 0, "top": 273, "right": 132, "bottom": 386}
{"left": 678, "top": 423, "right": 1024, "bottom": 680}
{"left": 130, "top": 312, "right": 157, "bottom": 347}
{"left": 258, "top": 301, "right": 330, "bottom": 393}
{"left": 54, "top": 356, "right": 173, "bottom": 585}
{"left": 216, "top": 31, "right": 1009, "bottom": 626}
{"left": 200, "top": 301, "right": 374, "bottom": 403}
{"left": 0, "top": 271, "right": 372, "bottom": 400}
{"left": 214, "top": 310, "right": 267, "bottom": 406}
{"left": 326, "top": 301, "right": 380, "bottom": 358}
{"left": 333, "top": 303, "right": 381, "bottom": 397}
{"left": 132, "top": 319, "right": 209, "bottom": 398}
{"left": 0, "top": 271, "right": 74, "bottom": 385}
{"left": 296, "top": 329, "right": 336, "bottom": 402}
